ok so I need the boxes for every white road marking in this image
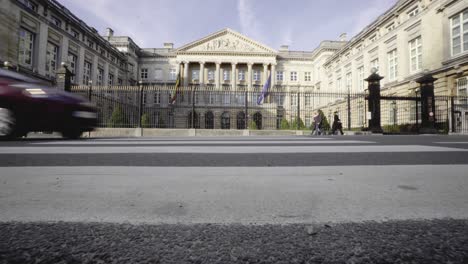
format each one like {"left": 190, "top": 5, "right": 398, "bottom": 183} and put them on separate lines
{"left": 0, "top": 145, "right": 466, "bottom": 154}
{"left": 435, "top": 142, "right": 468, "bottom": 144}
{"left": 31, "top": 140, "right": 375, "bottom": 145}
{"left": 1, "top": 165, "right": 467, "bottom": 224}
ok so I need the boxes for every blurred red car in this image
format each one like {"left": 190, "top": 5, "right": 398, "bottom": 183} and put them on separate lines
{"left": 0, "top": 69, "right": 97, "bottom": 139}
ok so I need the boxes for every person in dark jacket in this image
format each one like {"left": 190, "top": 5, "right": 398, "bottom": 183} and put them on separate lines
{"left": 331, "top": 113, "right": 344, "bottom": 135}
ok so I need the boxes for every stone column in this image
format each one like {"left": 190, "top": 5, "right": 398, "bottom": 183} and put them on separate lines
{"left": 263, "top": 63, "right": 269, "bottom": 85}
{"left": 247, "top": 63, "right": 253, "bottom": 89}
{"left": 183, "top": 61, "right": 189, "bottom": 87}
{"left": 36, "top": 23, "right": 49, "bottom": 76}
{"left": 271, "top": 63, "right": 276, "bottom": 88}
{"left": 199, "top": 62, "right": 205, "bottom": 86}
{"left": 104, "top": 62, "right": 109, "bottom": 86}
{"left": 215, "top": 62, "right": 221, "bottom": 89}
{"left": 231, "top": 63, "right": 237, "bottom": 90}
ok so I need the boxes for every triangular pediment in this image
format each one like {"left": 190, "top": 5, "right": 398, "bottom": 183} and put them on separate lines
{"left": 177, "top": 28, "right": 277, "bottom": 54}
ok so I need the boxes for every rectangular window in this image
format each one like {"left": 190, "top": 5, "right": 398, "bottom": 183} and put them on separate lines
{"left": 388, "top": 49, "right": 398, "bottom": 81}
{"left": 457, "top": 76, "right": 468, "bottom": 96}
{"left": 18, "top": 28, "right": 35, "bottom": 68}
{"left": 97, "top": 68, "right": 104, "bottom": 85}
{"left": 346, "top": 72, "right": 352, "bottom": 91}
{"left": 51, "top": 16, "right": 62, "bottom": 28}
{"left": 140, "top": 68, "right": 148, "bottom": 80}
{"left": 118, "top": 78, "right": 123, "bottom": 85}
{"left": 87, "top": 39, "right": 94, "bottom": 49}
{"left": 223, "top": 69, "right": 230, "bottom": 81}
{"left": 192, "top": 70, "right": 200, "bottom": 81}
{"left": 208, "top": 70, "right": 215, "bottom": 81}
{"left": 68, "top": 53, "right": 77, "bottom": 83}
{"left": 357, "top": 66, "right": 364, "bottom": 91}
{"left": 154, "top": 92, "right": 161, "bottom": 104}
{"left": 253, "top": 70, "right": 261, "bottom": 81}
{"left": 291, "top": 94, "right": 297, "bottom": 106}
{"left": 108, "top": 73, "right": 114, "bottom": 85}
{"left": 45, "top": 42, "right": 59, "bottom": 78}
{"left": 83, "top": 61, "right": 92, "bottom": 85}
{"left": 409, "top": 37, "right": 422, "bottom": 73}
{"left": 238, "top": 70, "right": 245, "bottom": 81}
{"left": 371, "top": 58, "right": 379, "bottom": 72}
{"left": 305, "top": 95, "right": 311, "bottom": 107}
{"left": 276, "top": 71, "right": 283, "bottom": 81}
{"left": 337, "top": 77, "right": 342, "bottom": 91}
{"left": 290, "top": 71, "right": 297, "bottom": 81}
{"left": 304, "top": 72, "right": 311, "bottom": 82}
{"left": 369, "top": 34, "right": 377, "bottom": 43}
{"left": 170, "top": 69, "right": 177, "bottom": 80}
{"left": 155, "top": 69, "right": 163, "bottom": 81}
{"left": 451, "top": 10, "right": 468, "bottom": 56}
{"left": 408, "top": 6, "right": 419, "bottom": 17}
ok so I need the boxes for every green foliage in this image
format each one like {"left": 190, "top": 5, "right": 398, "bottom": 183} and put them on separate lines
{"left": 317, "top": 110, "right": 331, "bottom": 131}
{"left": 108, "top": 106, "right": 125, "bottom": 128}
{"left": 382, "top": 124, "right": 419, "bottom": 134}
{"left": 248, "top": 120, "right": 258, "bottom": 130}
{"left": 141, "top": 113, "right": 150, "bottom": 128}
{"left": 291, "top": 117, "right": 305, "bottom": 130}
{"left": 279, "top": 118, "right": 290, "bottom": 130}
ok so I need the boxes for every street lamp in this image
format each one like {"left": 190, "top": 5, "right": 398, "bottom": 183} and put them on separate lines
{"left": 4, "top": 61, "right": 10, "bottom": 69}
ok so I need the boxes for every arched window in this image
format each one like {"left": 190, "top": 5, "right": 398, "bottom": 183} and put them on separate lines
{"left": 221, "top": 112, "right": 230, "bottom": 129}
{"left": 237, "top": 112, "right": 246, "bottom": 130}
{"left": 187, "top": 111, "right": 200, "bottom": 128}
{"left": 205, "top": 111, "right": 214, "bottom": 129}
{"left": 253, "top": 112, "right": 262, "bottom": 130}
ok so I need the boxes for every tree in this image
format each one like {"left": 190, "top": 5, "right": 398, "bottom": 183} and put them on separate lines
{"left": 248, "top": 120, "right": 258, "bottom": 130}
{"left": 108, "top": 106, "right": 125, "bottom": 128}
{"left": 141, "top": 113, "right": 150, "bottom": 128}
{"left": 280, "top": 118, "right": 290, "bottom": 130}
{"left": 291, "top": 117, "right": 305, "bottom": 130}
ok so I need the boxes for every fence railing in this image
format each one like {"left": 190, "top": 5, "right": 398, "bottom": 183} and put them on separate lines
{"left": 71, "top": 85, "right": 468, "bottom": 134}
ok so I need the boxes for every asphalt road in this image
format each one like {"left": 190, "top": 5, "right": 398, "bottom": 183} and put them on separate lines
{"left": 1, "top": 135, "right": 468, "bottom": 263}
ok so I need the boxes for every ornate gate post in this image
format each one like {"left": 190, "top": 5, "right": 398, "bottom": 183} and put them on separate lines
{"left": 56, "top": 62, "right": 73, "bottom": 92}
{"left": 416, "top": 73, "right": 437, "bottom": 134}
{"left": 365, "top": 69, "right": 384, "bottom": 133}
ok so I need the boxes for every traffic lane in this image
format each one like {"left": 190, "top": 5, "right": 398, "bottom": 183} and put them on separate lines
{"left": 1, "top": 166, "right": 467, "bottom": 224}
{"left": 1, "top": 220, "right": 467, "bottom": 264}
{"left": 0, "top": 152, "right": 467, "bottom": 166}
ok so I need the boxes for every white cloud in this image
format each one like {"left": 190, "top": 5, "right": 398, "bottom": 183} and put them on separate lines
{"left": 237, "top": 0, "right": 263, "bottom": 41}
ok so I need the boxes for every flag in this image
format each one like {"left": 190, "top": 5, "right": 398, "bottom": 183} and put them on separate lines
{"left": 257, "top": 73, "right": 271, "bottom": 105}
{"left": 170, "top": 73, "right": 181, "bottom": 104}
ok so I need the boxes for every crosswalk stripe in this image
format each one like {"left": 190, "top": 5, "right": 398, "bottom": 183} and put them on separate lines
{"left": 30, "top": 140, "right": 375, "bottom": 145}
{"left": 1, "top": 145, "right": 466, "bottom": 154}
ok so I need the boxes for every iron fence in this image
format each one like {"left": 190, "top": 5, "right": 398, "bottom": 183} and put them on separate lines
{"left": 70, "top": 85, "right": 468, "bottom": 134}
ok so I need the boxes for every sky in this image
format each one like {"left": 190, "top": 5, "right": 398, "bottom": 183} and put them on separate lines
{"left": 57, "top": 0, "right": 397, "bottom": 51}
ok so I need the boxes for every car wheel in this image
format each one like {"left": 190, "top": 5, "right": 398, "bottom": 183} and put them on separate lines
{"left": 61, "top": 128, "right": 83, "bottom": 139}
{"left": 0, "top": 107, "right": 17, "bottom": 139}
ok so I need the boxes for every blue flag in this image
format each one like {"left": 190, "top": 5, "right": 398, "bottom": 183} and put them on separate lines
{"left": 257, "top": 74, "right": 271, "bottom": 105}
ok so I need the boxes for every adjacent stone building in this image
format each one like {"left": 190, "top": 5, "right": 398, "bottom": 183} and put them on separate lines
{"left": 0, "top": 0, "right": 467, "bottom": 130}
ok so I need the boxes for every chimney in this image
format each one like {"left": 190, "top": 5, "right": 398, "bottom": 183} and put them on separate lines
{"left": 339, "top": 33, "right": 347, "bottom": 42}
{"left": 106, "top": 28, "right": 114, "bottom": 38}
{"left": 164, "top": 43, "right": 174, "bottom": 49}
{"left": 279, "top": 45, "right": 289, "bottom": 52}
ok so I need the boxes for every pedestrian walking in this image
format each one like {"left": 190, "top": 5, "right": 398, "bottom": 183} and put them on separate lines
{"left": 331, "top": 113, "right": 344, "bottom": 135}
{"left": 312, "top": 111, "right": 322, "bottom": 135}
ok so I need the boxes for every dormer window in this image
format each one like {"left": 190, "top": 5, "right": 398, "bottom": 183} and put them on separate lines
{"left": 71, "top": 29, "right": 79, "bottom": 39}
{"left": 408, "top": 6, "right": 419, "bottom": 17}
{"left": 21, "top": 0, "right": 38, "bottom": 12}
{"left": 51, "top": 16, "right": 62, "bottom": 28}
{"left": 386, "top": 22, "right": 395, "bottom": 32}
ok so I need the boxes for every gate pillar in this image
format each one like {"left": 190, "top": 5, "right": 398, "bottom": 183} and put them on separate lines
{"left": 416, "top": 73, "right": 437, "bottom": 134}
{"left": 56, "top": 62, "right": 73, "bottom": 92}
{"left": 365, "top": 69, "right": 384, "bottom": 133}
